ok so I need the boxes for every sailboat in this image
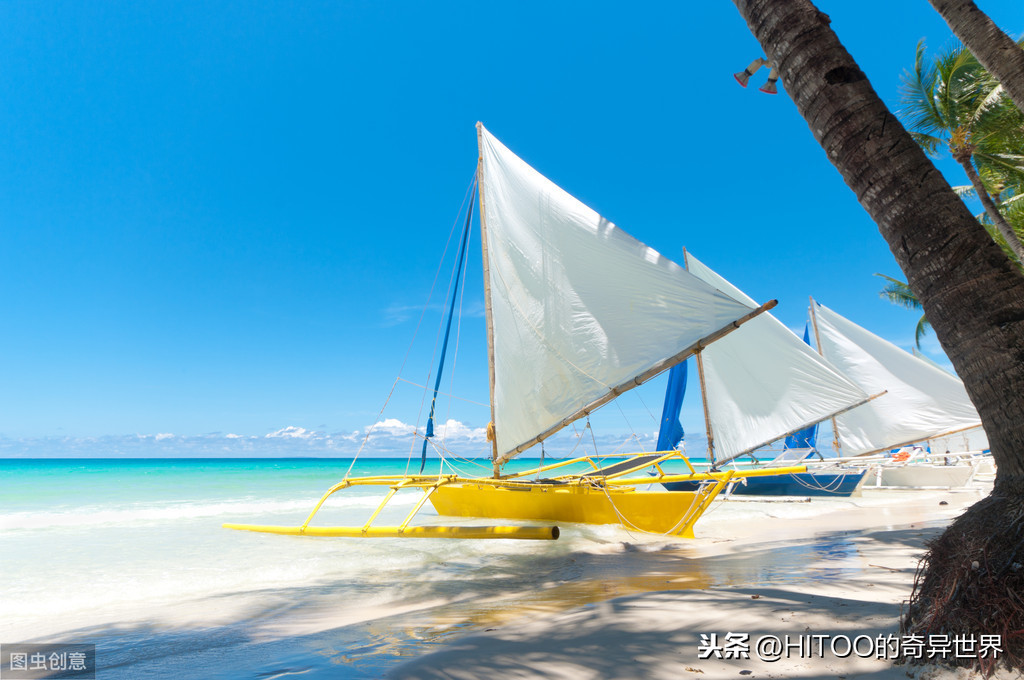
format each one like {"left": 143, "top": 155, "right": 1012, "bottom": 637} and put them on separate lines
{"left": 659, "top": 253, "right": 875, "bottom": 497}
{"left": 809, "top": 300, "right": 990, "bottom": 489}
{"left": 222, "top": 123, "right": 807, "bottom": 540}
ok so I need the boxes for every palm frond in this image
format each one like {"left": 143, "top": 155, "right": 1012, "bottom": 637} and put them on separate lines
{"left": 914, "top": 314, "right": 932, "bottom": 349}
{"left": 874, "top": 274, "right": 931, "bottom": 347}
{"left": 899, "top": 40, "right": 946, "bottom": 137}
{"left": 972, "top": 83, "right": 1007, "bottom": 124}
{"left": 909, "top": 131, "right": 945, "bottom": 156}
{"left": 874, "top": 273, "right": 923, "bottom": 310}
{"left": 952, "top": 184, "right": 977, "bottom": 200}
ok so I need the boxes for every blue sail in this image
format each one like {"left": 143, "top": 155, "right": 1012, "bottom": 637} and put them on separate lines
{"left": 784, "top": 323, "right": 819, "bottom": 450}
{"left": 655, "top": 361, "right": 687, "bottom": 451}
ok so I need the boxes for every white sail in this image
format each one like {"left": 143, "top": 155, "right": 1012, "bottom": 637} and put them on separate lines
{"left": 684, "top": 253, "right": 869, "bottom": 462}
{"left": 928, "top": 426, "right": 989, "bottom": 454}
{"left": 477, "top": 125, "right": 756, "bottom": 462}
{"left": 811, "top": 301, "right": 987, "bottom": 456}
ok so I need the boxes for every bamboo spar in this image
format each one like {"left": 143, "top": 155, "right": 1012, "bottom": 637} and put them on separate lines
{"left": 223, "top": 523, "right": 560, "bottom": 540}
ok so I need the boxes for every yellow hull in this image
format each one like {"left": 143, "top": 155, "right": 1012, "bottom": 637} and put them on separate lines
{"left": 429, "top": 482, "right": 713, "bottom": 538}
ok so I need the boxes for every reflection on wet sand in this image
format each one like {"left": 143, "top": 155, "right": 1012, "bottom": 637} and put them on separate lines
{"left": 332, "top": 526, "right": 874, "bottom": 675}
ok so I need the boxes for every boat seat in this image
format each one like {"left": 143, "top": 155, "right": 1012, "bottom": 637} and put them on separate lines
{"left": 580, "top": 453, "right": 665, "bottom": 478}
{"left": 526, "top": 454, "right": 665, "bottom": 485}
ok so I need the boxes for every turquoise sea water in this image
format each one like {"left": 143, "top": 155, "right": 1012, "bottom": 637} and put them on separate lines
{"left": 0, "top": 457, "right": 695, "bottom": 678}
{"left": 0, "top": 456, "right": 864, "bottom": 679}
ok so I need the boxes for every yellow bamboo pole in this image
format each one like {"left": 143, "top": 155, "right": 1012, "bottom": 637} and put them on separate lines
{"left": 222, "top": 524, "right": 560, "bottom": 540}
{"left": 299, "top": 480, "right": 352, "bottom": 530}
{"left": 360, "top": 486, "right": 401, "bottom": 532}
{"left": 676, "top": 470, "right": 735, "bottom": 537}
{"left": 605, "top": 464, "right": 807, "bottom": 486}
{"left": 398, "top": 484, "right": 441, "bottom": 531}
{"left": 499, "top": 454, "right": 599, "bottom": 479}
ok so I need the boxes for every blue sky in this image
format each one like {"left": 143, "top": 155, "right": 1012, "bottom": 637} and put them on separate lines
{"left": 1, "top": 1, "right": 1019, "bottom": 457}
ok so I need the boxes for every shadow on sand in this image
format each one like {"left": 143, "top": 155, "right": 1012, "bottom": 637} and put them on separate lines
{"left": 36, "top": 524, "right": 941, "bottom": 679}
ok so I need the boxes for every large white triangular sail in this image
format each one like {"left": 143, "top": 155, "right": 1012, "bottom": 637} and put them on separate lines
{"left": 684, "top": 253, "right": 870, "bottom": 463}
{"left": 476, "top": 124, "right": 758, "bottom": 464}
{"left": 811, "top": 301, "right": 987, "bottom": 456}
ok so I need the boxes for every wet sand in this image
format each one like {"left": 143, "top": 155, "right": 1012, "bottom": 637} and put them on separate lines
{"left": 390, "top": 483, "right": 1015, "bottom": 679}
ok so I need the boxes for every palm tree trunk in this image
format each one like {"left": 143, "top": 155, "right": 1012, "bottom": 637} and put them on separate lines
{"left": 730, "top": 1, "right": 1024, "bottom": 666}
{"left": 927, "top": 0, "right": 1024, "bottom": 116}
{"left": 730, "top": 0, "right": 1024, "bottom": 478}
{"left": 957, "top": 153, "right": 1024, "bottom": 263}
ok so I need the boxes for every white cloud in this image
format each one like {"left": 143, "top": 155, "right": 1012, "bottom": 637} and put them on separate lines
{"left": 382, "top": 303, "right": 441, "bottom": 327}
{"left": 265, "top": 426, "right": 315, "bottom": 439}
{"left": 366, "top": 418, "right": 415, "bottom": 437}
{"left": 433, "top": 419, "right": 487, "bottom": 441}
{"left": 0, "top": 416, "right": 656, "bottom": 459}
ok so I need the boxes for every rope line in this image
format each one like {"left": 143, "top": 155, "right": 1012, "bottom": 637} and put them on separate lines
{"left": 345, "top": 173, "right": 477, "bottom": 480}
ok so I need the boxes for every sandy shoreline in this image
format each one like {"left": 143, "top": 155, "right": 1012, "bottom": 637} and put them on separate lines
{"left": 7, "top": 480, "right": 1014, "bottom": 679}
{"left": 390, "top": 483, "right": 1013, "bottom": 680}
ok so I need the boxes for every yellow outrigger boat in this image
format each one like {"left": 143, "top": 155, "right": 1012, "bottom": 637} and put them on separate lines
{"left": 225, "top": 124, "right": 806, "bottom": 540}
{"left": 225, "top": 451, "right": 806, "bottom": 540}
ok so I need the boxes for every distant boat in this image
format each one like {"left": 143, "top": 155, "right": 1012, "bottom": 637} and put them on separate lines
{"left": 224, "top": 124, "right": 807, "bottom": 540}
{"left": 809, "top": 300, "right": 990, "bottom": 489}
{"left": 660, "top": 253, "right": 873, "bottom": 498}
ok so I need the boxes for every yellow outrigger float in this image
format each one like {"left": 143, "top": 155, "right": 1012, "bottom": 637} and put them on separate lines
{"left": 225, "top": 452, "right": 806, "bottom": 540}
{"left": 225, "top": 124, "right": 809, "bottom": 541}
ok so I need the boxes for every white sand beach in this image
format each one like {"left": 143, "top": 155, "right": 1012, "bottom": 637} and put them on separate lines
{"left": 390, "top": 482, "right": 1015, "bottom": 680}
{"left": 4, "top": 468, "right": 1014, "bottom": 680}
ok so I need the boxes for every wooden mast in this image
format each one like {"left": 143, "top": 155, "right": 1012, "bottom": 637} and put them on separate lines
{"left": 808, "top": 296, "right": 841, "bottom": 454}
{"left": 476, "top": 123, "right": 501, "bottom": 477}
{"left": 683, "top": 248, "right": 716, "bottom": 464}
{"left": 694, "top": 350, "right": 715, "bottom": 463}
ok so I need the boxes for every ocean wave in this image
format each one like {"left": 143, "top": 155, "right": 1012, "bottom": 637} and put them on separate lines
{"left": 0, "top": 494, "right": 422, "bottom": 531}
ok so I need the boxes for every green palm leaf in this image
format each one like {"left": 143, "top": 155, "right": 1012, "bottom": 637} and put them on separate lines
{"left": 875, "top": 273, "right": 930, "bottom": 349}
{"left": 898, "top": 40, "right": 1024, "bottom": 264}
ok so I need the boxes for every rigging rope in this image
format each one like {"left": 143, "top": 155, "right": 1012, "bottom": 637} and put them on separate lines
{"left": 439, "top": 202, "right": 474, "bottom": 467}
{"left": 420, "top": 182, "right": 477, "bottom": 473}
{"left": 346, "top": 174, "right": 477, "bottom": 481}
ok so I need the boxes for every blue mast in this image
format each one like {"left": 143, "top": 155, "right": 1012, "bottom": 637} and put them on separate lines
{"left": 784, "top": 323, "right": 819, "bottom": 450}
{"left": 420, "top": 185, "right": 476, "bottom": 473}
{"left": 655, "top": 361, "right": 687, "bottom": 452}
